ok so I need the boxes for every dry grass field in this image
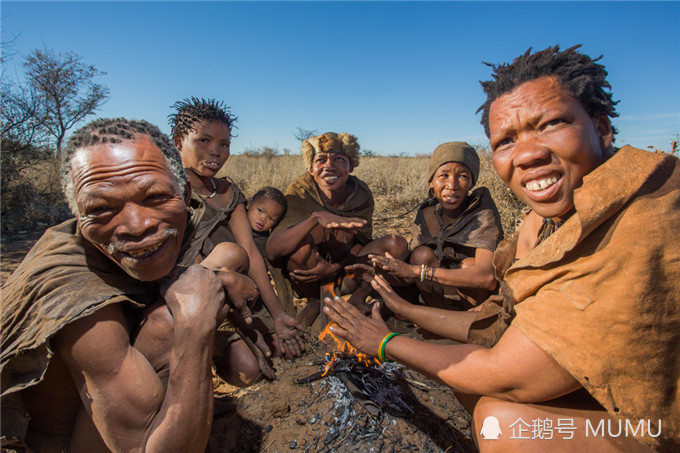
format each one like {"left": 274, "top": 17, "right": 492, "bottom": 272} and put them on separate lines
{"left": 0, "top": 149, "right": 525, "bottom": 284}
{"left": 220, "top": 149, "right": 525, "bottom": 240}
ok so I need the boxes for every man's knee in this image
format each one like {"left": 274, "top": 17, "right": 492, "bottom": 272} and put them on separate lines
{"left": 137, "top": 302, "right": 174, "bottom": 342}
{"left": 409, "top": 245, "right": 437, "bottom": 266}
{"left": 133, "top": 302, "right": 174, "bottom": 377}
{"left": 287, "top": 234, "right": 316, "bottom": 270}
{"left": 471, "top": 396, "right": 528, "bottom": 452}
{"left": 214, "top": 341, "right": 262, "bottom": 388}
{"left": 382, "top": 233, "right": 408, "bottom": 258}
{"left": 207, "top": 242, "right": 250, "bottom": 273}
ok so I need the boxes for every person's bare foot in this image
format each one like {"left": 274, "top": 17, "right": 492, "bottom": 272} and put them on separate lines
{"left": 347, "top": 292, "right": 372, "bottom": 315}
{"left": 297, "top": 298, "right": 320, "bottom": 329}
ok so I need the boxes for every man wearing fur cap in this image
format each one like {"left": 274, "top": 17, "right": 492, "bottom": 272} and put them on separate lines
{"left": 266, "top": 132, "right": 407, "bottom": 330}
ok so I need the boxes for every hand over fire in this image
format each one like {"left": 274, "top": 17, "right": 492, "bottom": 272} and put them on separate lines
{"left": 368, "top": 252, "right": 418, "bottom": 279}
{"left": 323, "top": 296, "right": 391, "bottom": 359}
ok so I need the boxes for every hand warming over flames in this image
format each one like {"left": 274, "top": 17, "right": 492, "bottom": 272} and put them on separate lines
{"left": 323, "top": 295, "right": 391, "bottom": 359}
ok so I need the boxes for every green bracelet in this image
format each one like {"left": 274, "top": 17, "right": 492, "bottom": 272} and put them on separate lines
{"left": 378, "top": 332, "right": 401, "bottom": 363}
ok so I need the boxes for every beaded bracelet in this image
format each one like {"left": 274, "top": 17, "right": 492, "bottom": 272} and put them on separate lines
{"left": 378, "top": 332, "right": 401, "bottom": 363}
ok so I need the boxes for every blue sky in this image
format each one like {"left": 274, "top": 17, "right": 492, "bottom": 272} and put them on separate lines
{"left": 2, "top": 1, "right": 679, "bottom": 156}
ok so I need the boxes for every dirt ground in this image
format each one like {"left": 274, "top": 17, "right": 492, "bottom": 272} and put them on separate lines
{"left": 1, "top": 231, "right": 476, "bottom": 453}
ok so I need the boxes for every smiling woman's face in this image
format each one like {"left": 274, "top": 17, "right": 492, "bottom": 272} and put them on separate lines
{"left": 174, "top": 121, "right": 231, "bottom": 178}
{"left": 429, "top": 162, "right": 473, "bottom": 213}
{"left": 489, "top": 76, "right": 612, "bottom": 219}
{"left": 309, "top": 151, "right": 352, "bottom": 197}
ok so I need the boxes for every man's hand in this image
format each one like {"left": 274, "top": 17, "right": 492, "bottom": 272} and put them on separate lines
{"left": 272, "top": 312, "right": 306, "bottom": 358}
{"left": 323, "top": 295, "right": 390, "bottom": 358}
{"left": 214, "top": 269, "right": 259, "bottom": 324}
{"left": 159, "top": 264, "right": 225, "bottom": 324}
{"left": 290, "top": 252, "right": 341, "bottom": 283}
{"left": 313, "top": 211, "right": 367, "bottom": 230}
{"left": 344, "top": 262, "right": 375, "bottom": 283}
{"left": 369, "top": 252, "right": 418, "bottom": 280}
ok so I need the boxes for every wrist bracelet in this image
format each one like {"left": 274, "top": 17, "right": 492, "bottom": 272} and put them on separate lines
{"left": 428, "top": 266, "right": 435, "bottom": 281}
{"left": 420, "top": 264, "right": 426, "bottom": 282}
{"left": 378, "top": 332, "right": 401, "bottom": 363}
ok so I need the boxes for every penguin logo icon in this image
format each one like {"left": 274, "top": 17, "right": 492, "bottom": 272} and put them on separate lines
{"left": 480, "top": 416, "right": 502, "bottom": 440}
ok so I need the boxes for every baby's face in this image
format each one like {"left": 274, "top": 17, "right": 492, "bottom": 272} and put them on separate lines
{"left": 248, "top": 197, "right": 285, "bottom": 233}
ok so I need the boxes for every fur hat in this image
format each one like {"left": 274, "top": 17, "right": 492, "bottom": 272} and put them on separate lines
{"left": 428, "top": 141, "right": 480, "bottom": 185}
{"left": 301, "top": 132, "right": 360, "bottom": 170}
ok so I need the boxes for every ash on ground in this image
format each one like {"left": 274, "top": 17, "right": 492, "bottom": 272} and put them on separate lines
{"left": 207, "top": 337, "right": 475, "bottom": 453}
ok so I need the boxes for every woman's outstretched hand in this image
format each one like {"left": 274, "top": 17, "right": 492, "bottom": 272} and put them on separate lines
{"left": 369, "top": 274, "right": 414, "bottom": 321}
{"left": 369, "top": 252, "right": 418, "bottom": 279}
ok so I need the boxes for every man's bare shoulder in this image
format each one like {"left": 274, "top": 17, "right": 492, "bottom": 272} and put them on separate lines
{"left": 51, "top": 303, "right": 132, "bottom": 373}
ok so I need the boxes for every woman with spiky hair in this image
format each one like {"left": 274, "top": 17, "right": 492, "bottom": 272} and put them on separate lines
{"left": 169, "top": 97, "right": 305, "bottom": 387}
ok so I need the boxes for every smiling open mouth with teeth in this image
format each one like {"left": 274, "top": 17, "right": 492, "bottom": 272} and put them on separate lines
{"left": 122, "top": 241, "right": 163, "bottom": 258}
{"left": 525, "top": 175, "right": 561, "bottom": 192}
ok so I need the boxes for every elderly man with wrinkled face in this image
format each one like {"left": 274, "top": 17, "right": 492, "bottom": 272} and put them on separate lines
{"left": 324, "top": 45, "right": 679, "bottom": 452}
{"left": 0, "top": 118, "right": 242, "bottom": 452}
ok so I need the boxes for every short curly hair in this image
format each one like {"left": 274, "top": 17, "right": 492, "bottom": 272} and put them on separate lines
{"left": 251, "top": 186, "right": 287, "bottom": 216}
{"left": 61, "top": 118, "right": 186, "bottom": 216}
{"left": 477, "top": 45, "right": 619, "bottom": 139}
{"left": 168, "top": 97, "right": 238, "bottom": 140}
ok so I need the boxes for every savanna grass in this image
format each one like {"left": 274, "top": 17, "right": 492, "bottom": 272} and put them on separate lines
{"left": 219, "top": 148, "right": 525, "bottom": 241}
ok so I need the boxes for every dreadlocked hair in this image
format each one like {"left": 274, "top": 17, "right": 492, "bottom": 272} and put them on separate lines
{"left": 251, "top": 186, "right": 287, "bottom": 216}
{"left": 477, "top": 44, "right": 619, "bottom": 138}
{"left": 61, "top": 118, "right": 186, "bottom": 216}
{"left": 168, "top": 97, "right": 238, "bottom": 140}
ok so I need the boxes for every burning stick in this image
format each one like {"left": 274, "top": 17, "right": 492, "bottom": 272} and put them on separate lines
{"left": 294, "top": 369, "right": 326, "bottom": 385}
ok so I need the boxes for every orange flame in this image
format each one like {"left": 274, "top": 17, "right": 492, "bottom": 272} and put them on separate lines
{"left": 318, "top": 281, "right": 381, "bottom": 376}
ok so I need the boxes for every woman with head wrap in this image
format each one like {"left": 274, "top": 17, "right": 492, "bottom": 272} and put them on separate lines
{"left": 369, "top": 141, "right": 503, "bottom": 308}
{"left": 266, "top": 132, "right": 407, "bottom": 330}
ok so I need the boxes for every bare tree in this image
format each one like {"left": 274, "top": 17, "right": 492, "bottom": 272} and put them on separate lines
{"left": 1, "top": 79, "right": 66, "bottom": 231}
{"left": 1, "top": 81, "right": 48, "bottom": 148}
{"left": 24, "top": 48, "right": 109, "bottom": 155}
{"left": 1, "top": 80, "right": 49, "bottom": 190}
{"left": 293, "top": 127, "right": 317, "bottom": 143}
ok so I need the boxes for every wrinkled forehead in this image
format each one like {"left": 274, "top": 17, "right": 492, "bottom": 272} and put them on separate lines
{"left": 435, "top": 161, "right": 471, "bottom": 173}
{"left": 71, "top": 137, "right": 175, "bottom": 188}
{"left": 313, "top": 150, "right": 349, "bottom": 160}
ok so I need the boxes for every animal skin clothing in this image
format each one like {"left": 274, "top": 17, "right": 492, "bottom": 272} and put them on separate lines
{"left": 488, "top": 146, "right": 679, "bottom": 450}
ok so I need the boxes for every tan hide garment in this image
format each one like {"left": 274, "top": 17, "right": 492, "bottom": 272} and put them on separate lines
{"left": 268, "top": 172, "right": 374, "bottom": 315}
{"left": 409, "top": 186, "right": 504, "bottom": 265}
{"left": 505, "top": 146, "right": 679, "bottom": 451}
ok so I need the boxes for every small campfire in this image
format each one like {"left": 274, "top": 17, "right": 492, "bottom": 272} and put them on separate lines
{"left": 208, "top": 282, "right": 474, "bottom": 453}
{"left": 318, "top": 321, "right": 381, "bottom": 374}
{"left": 285, "top": 283, "right": 472, "bottom": 452}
